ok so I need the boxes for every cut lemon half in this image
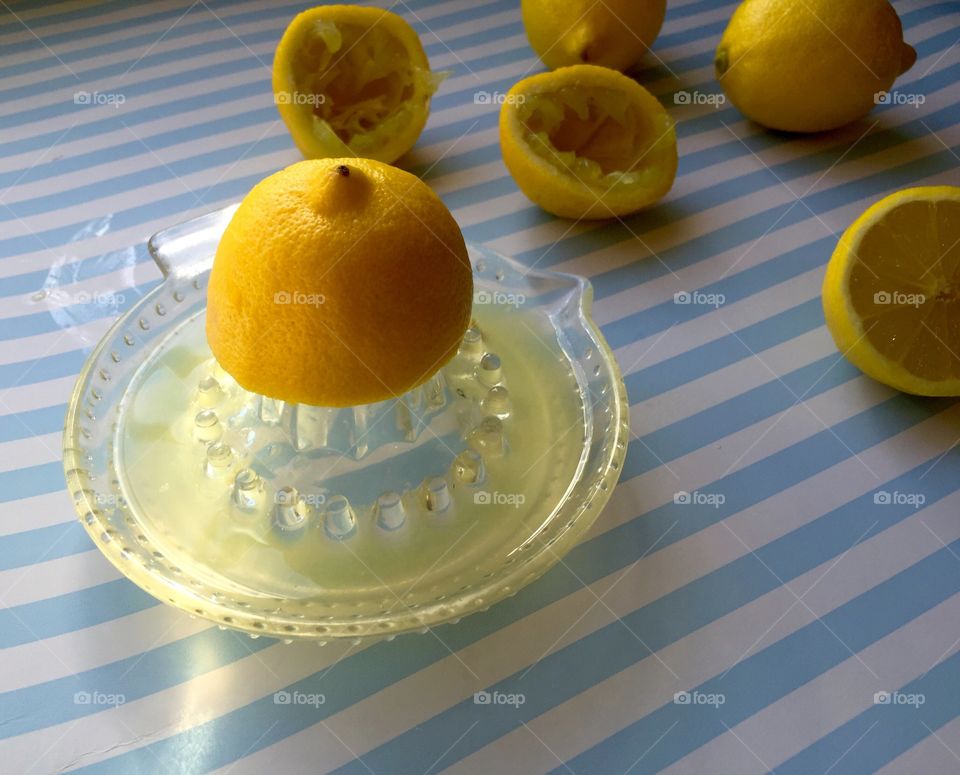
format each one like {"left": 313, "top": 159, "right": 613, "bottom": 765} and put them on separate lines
{"left": 823, "top": 186, "right": 960, "bottom": 396}
{"left": 273, "top": 5, "right": 442, "bottom": 164}
{"left": 499, "top": 64, "right": 677, "bottom": 219}
{"left": 207, "top": 159, "right": 473, "bottom": 407}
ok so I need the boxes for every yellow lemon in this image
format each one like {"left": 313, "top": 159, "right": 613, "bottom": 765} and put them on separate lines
{"left": 716, "top": 0, "right": 917, "bottom": 133}
{"left": 206, "top": 159, "right": 473, "bottom": 407}
{"left": 823, "top": 186, "right": 960, "bottom": 396}
{"left": 272, "top": 5, "right": 442, "bottom": 164}
{"left": 499, "top": 64, "right": 677, "bottom": 220}
{"left": 521, "top": 0, "right": 666, "bottom": 72}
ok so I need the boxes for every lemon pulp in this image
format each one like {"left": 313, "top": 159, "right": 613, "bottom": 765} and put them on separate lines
{"left": 291, "top": 21, "right": 434, "bottom": 155}
{"left": 522, "top": 87, "right": 669, "bottom": 189}
{"left": 846, "top": 198, "right": 960, "bottom": 381}
{"left": 499, "top": 65, "right": 677, "bottom": 219}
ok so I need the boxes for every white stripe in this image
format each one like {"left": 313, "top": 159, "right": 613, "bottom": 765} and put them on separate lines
{"left": 0, "top": 491, "right": 78, "bottom": 537}
{"left": 665, "top": 591, "right": 960, "bottom": 774}
{"left": 0, "top": 549, "right": 120, "bottom": 609}
{"left": 0, "top": 603, "right": 211, "bottom": 696}
{"left": 0, "top": 3, "right": 525, "bottom": 165}
{"left": 0, "top": 374, "right": 76, "bottom": 416}
{"left": 210, "top": 427, "right": 960, "bottom": 775}
{"left": 0, "top": 323, "right": 109, "bottom": 372}
{"left": 1, "top": 97, "right": 944, "bottom": 369}
{"left": 0, "top": 1, "right": 275, "bottom": 91}
{"left": 876, "top": 716, "right": 960, "bottom": 774}
{"left": 1, "top": 29, "right": 944, "bottom": 294}
{"left": 0, "top": 632, "right": 359, "bottom": 773}
{"left": 49, "top": 404, "right": 960, "bottom": 773}
{"left": 444, "top": 495, "right": 960, "bottom": 775}
{"left": 0, "top": 430, "right": 60, "bottom": 473}
{"left": 1, "top": 372, "right": 952, "bottom": 766}
{"left": 0, "top": 0, "right": 192, "bottom": 51}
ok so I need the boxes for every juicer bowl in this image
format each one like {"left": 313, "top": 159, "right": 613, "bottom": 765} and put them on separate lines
{"left": 63, "top": 205, "right": 628, "bottom": 642}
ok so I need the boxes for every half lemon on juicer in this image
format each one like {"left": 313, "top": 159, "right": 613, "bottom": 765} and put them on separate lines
{"left": 62, "top": 159, "right": 629, "bottom": 642}
{"left": 272, "top": 5, "right": 443, "bottom": 164}
{"left": 499, "top": 64, "right": 677, "bottom": 219}
{"left": 206, "top": 159, "right": 473, "bottom": 407}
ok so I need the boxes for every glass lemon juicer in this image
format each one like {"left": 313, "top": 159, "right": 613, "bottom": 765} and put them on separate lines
{"left": 63, "top": 205, "right": 628, "bottom": 642}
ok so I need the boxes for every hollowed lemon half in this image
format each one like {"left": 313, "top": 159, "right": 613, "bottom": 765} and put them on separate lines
{"left": 273, "top": 5, "right": 443, "bottom": 164}
{"left": 499, "top": 65, "right": 677, "bottom": 220}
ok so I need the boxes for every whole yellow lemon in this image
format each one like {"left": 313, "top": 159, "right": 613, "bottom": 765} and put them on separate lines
{"left": 716, "top": 0, "right": 916, "bottom": 133}
{"left": 522, "top": 0, "right": 666, "bottom": 73}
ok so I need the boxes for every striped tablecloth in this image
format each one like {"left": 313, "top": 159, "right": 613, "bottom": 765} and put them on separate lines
{"left": 3, "top": 0, "right": 960, "bottom": 772}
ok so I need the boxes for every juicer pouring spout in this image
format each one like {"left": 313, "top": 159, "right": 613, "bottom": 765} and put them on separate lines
{"left": 148, "top": 204, "right": 239, "bottom": 280}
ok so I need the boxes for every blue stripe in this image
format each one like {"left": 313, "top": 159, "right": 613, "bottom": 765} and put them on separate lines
{"left": 626, "top": 354, "right": 861, "bottom": 478}
{"left": 0, "top": 461, "right": 67, "bottom": 502}
{"left": 2, "top": 44, "right": 955, "bottom": 338}
{"left": 0, "top": 0, "right": 519, "bottom": 128}
{"left": 0, "top": 579, "right": 155, "bottom": 651}
{"left": 1, "top": 3, "right": 958, "bottom": 770}
{"left": 777, "top": 650, "right": 960, "bottom": 774}
{"left": 0, "top": 626, "right": 273, "bottom": 741}
{"left": 1, "top": 2, "right": 945, "bottom": 223}
{"left": 623, "top": 298, "right": 824, "bottom": 399}
{"left": 4, "top": 391, "right": 951, "bottom": 732}
{"left": 0, "top": 0, "right": 178, "bottom": 45}
{"left": 0, "top": 0, "right": 493, "bottom": 61}
{"left": 0, "top": 520, "right": 91, "bottom": 571}
{"left": 0, "top": 404, "right": 67, "bottom": 442}
{"left": 76, "top": 445, "right": 960, "bottom": 772}
{"left": 0, "top": 349, "right": 87, "bottom": 389}
{"left": 0, "top": 0, "right": 317, "bottom": 78}
{"left": 556, "top": 540, "right": 960, "bottom": 774}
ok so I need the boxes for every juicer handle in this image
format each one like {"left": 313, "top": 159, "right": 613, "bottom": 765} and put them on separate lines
{"left": 147, "top": 204, "right": 239, "bottom": 279}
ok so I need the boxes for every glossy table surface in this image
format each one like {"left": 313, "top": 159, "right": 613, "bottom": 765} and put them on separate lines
{"left": 2, "top": 0, "right": 960, "bottom": 772}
